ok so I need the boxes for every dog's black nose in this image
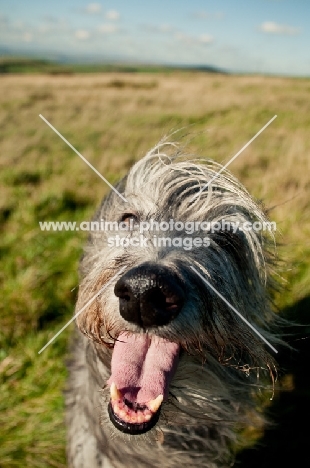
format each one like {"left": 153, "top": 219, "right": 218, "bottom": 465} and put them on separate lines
{"left": 114, "top": 262, "right": 185, "bottom": 328}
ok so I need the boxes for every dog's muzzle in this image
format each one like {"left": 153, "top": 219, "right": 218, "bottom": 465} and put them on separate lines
{"left": 108, "top": 262, "right": 183, "bottom": 434}
{"left": 114, "top": 262, "right": 185, "bottom": 328}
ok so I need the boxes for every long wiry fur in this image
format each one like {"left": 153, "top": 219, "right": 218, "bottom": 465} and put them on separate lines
{"left": 66, "top": 138, "right": 283, "bottom": 468}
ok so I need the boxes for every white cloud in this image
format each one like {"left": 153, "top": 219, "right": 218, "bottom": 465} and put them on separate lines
{"left": 105, "top": 10, "right": 120, "bottom": 21}
{"left": 0, "top": 16, "right": 77, "bottom": 52}
{"left": 158, "top": 24, "right": 173, "bottom": 33}
{"left": 259, "top": 21, "right": 300, "bottom": 35}
{"left": 174, "top": 32, "right": 189, "bottom": 43}
{"left": 98, "top": 23, "right": 118, "bottom": 34}
{"left": 23, "top": 32, "right": 33, "bottom": 42}
{"left": 85, "top": 3, "right": 102, "bottom": 14}
{"left": 75, "top": 29, "right": 90, "bottom": 40}
{"left": 199, "top": 34, "right": 214, "bottom": 44}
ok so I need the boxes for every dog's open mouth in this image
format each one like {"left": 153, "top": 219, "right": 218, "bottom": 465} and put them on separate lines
{"left": 107, "top": 332, "right": 180, "bottom": 434}
{"left": 108, "top": 384, "right": 163, "bottom": 434}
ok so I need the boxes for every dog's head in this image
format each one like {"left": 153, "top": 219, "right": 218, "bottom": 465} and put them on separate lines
{"left": 75, "top": 140, "right": 280, "bottom": 438}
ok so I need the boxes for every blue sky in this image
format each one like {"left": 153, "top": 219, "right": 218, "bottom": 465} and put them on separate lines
{"left": 0, "top": 0, "right": 309, "bottom": 75}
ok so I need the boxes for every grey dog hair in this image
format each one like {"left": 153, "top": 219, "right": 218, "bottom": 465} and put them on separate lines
{"left": 66, "top": 137, "right": 284, "bottom": 468}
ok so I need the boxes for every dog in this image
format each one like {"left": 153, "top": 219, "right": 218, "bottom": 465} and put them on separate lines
{"left": 66, "top": 137, "right": 282, "bottom": 467}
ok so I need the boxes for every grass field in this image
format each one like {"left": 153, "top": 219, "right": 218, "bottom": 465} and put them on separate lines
{"left": 0, "top": 71, "right": 309, "bottom": 467}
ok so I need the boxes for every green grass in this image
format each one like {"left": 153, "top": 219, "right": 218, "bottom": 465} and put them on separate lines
{"left": 0, "top": 71, "right": 309, "bottom": 466}
{"left": 0, "top": 328, "right": 68, "bottom": 468}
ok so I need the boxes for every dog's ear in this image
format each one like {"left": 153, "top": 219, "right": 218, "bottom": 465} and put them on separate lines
{"left": 209, "top": 226, "right": 267, "bottom": 291}
{"left": 211, "top": 228, "right": 251, "bottom": 271}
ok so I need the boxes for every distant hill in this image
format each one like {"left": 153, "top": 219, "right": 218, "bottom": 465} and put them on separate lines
{"left": 0, "top": 56, "right": 227, "bottom": 75}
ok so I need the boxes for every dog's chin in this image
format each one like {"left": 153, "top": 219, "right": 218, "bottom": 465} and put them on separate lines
{"left": 108, "top": 399, "right": 161, "bottom": 435}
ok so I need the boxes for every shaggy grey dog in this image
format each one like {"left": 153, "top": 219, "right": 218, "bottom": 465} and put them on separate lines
{"left": 66, "top": 138, "right": 282, "bottom": 468}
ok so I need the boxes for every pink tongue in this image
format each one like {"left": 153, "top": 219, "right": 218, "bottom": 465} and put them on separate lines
{"left": 108, "top": 332, "right": 180, "bottom": 404}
